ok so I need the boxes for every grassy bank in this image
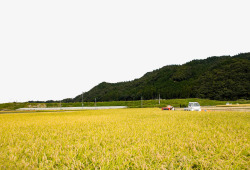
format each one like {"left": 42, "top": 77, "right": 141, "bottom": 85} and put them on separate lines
{"left": 1, "top": 98, "right": 250, "bottom": 111}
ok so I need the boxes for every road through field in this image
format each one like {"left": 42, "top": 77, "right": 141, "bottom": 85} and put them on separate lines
{"left": 175, "top": 106, "right": 250, "bottom": 112}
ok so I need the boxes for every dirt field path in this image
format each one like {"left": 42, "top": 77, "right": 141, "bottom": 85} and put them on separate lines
{"left": 175, "top": 106, "right": 250, "bottom": 112}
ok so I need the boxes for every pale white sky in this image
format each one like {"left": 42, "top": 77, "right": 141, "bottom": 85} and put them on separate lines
{"left": 0, "top": 0, "right": 249, "bottom": 103}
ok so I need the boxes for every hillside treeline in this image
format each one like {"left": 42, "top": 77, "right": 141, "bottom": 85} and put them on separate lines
{"left": 30, "top": 53, "right": 250, "bottom": 103}
{"left": 73, "top": 53, "right": 249, "bottom": 102}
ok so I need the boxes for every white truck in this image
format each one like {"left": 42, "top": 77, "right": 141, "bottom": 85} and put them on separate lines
{"left": 184, "top": 102, "right": 201, "bottom": 111}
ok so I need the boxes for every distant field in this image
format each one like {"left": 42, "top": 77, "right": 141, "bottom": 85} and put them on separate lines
{"left": 0, "top": 109, "right": 249, "bottom": 169}
{"left": 1, "top": 98, "right": 250, "bottom": 111}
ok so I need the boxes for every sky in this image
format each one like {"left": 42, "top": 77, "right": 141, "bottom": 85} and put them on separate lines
{"left": 0, "top": 0, "right": 249, "bottom": 103}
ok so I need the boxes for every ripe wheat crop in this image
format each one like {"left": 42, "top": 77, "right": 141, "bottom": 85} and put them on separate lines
{"left": 0, "top": 109, "right": 249, "bottom": 169}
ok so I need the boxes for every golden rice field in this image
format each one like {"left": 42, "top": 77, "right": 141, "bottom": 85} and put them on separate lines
{"left": 0, "top": 109, "right": 249, "bottom": 169}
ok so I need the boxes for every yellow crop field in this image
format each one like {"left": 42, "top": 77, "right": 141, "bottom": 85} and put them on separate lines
{"left": 0, "top": 109, "right": 249, "bottom": 169}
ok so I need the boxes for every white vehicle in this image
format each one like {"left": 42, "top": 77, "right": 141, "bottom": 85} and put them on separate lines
{"left": 184, "top": 102, "right": 201, "bottom": 111}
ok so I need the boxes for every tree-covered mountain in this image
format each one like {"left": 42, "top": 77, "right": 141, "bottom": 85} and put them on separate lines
{"left": 72, "top": 53, "right": 250, "bottom": 102}
{"left": 26, "top": 53, "right": 249, "bottom": 104}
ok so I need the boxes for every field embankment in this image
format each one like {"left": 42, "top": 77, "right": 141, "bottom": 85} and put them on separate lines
{"left": 0, "top": 109, "right": 249, "bottom": 169}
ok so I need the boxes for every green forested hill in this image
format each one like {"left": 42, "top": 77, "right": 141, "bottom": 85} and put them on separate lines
{"left": 72, "top": 53, "right": 250, "bottom": 102}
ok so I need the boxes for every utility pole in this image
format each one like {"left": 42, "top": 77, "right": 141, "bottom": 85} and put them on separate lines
{"left": 82, "top": 92, "right": 84, "bottom": 109}
{"left": 95, "top": 98, "right": 96, "bottom": 107}
{"left": 60, "top": 100, "right": 61, "bottom": 110}
{"left": 141, "top": 96, "right": 143, "bottom": 108}
{"left": 159, "top": 94, "right": 161, "bottom": 105}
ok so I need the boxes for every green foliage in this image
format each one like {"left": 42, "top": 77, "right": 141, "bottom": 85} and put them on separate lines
{"left": 195, "top": 57, "right": 250, "bottom": 100}
{"left": 0, "top": 102, "right": 30, "bottom": 111}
